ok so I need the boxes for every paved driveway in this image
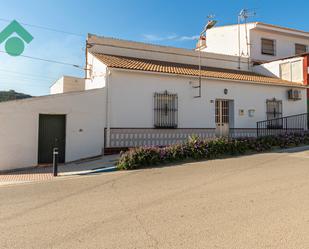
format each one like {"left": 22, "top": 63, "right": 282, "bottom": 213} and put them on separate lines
{"left": 1, "top": 149, "right": 309, "bottom": 249}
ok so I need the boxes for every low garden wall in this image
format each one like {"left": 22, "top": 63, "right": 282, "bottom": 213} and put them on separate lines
{"left": 117, "top": 133, "right": 309, "bottom": 170}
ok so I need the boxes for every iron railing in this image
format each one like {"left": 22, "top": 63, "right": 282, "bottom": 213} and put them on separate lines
{"left": 257, "top": 113, "right": 309, "bottom": 137}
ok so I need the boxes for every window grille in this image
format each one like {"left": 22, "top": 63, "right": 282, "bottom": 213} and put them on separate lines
{"left": 266, "top": 99, "right": 282, "bottom": 120}
{"left": 261, "top": 38, "right": 276, "bottom": 56}
{"left": 154, "top": 91, "right": 178, "bottom": 128}
{"left": 266, "top": 99, "right": 283, "bottom": 128}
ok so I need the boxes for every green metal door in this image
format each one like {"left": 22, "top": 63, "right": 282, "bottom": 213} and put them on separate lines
{"left": 38, "top": 114, "right": 66, "bottom": 164}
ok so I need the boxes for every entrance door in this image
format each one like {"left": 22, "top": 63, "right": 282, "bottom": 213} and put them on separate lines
{"left": 38, "top": 114, "right": 66, "bottom": 164}
{"left": 215, "top": 100, "right": 230, "bottom": 137}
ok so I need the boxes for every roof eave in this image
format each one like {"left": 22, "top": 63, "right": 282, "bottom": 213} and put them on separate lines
{"left": 109, "top": 67, "right": 306, "bottom": 89}
{"left": 253, "top": 22, "right": 309, "bottom": 38}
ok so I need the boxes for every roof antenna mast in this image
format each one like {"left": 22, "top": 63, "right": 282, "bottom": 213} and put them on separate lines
{"left": 194, "top": 15, "right": 217, "bottom": 98}
{"left": 237, "top": 9, "right": 256, "bottom": 70}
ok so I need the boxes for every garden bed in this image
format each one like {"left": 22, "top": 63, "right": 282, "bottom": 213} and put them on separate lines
{"left": 117, "top": 133, "right": 309, "bottom": 170}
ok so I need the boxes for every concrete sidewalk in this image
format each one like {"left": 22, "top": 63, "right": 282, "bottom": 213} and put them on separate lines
{"left": 0, "top": 154, "right": 119, "bottom": 186}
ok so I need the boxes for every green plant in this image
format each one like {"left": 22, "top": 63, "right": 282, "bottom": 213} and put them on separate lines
{"left": 116, "top": 132, "right": 309, "bottom": 170}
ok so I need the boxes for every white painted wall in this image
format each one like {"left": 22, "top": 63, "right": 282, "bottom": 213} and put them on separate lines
{"left": 254, "top": 57, "right": 304, "bottom": 82}
{"left": 85, "top": 53, "right": 108, "bottom": 90}
{"left": 50, "top": 76, "right": 85, "bottom": 94}
{"left": 108, "top": 69, "right": 307, "bottom": 129}
{"left": 204, "top": 23, "right": 309, "bottom": 63}
{"left": 203, "top": 23, "right": 255, "bottom": 58}
{"left": 250, "top": 29, "right": 309, "bottom": 62}
{"left": 0, "top": 89, "right": 106, "bottom": 171}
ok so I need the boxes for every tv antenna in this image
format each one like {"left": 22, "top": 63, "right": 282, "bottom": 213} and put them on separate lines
{"left": 237, "top": 9, "right": 256, "bottom": 70}
{"left": 194, "top": 15, "right": 217, "bottom": 98}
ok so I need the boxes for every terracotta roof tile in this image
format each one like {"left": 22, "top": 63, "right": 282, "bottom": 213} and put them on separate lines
{"left": 93, "top": 53, "right": 305, "bottom": 87}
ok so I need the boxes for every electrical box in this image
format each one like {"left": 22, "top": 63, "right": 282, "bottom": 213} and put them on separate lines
{"left": 248, "top": 109, "right": 255, "bottom": 117}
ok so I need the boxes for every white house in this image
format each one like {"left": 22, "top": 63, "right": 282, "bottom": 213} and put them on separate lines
{"left": 203, "top": 22, "right": 309, "bottom": 64}
{"left": 85, "top": 35, "right": 307, "bottom": 150}
{"left": 0, "top": 31, "right": 307, "bottom": 172}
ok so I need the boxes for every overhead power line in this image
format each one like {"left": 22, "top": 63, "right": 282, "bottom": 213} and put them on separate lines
{"left": 0, "top": 18, "right": 85, "bottom": 37}
{"left": 0, "top": 50, "right": 83, "bottom": 69}
{"left": 0, "top": 74, "right": 54, "bottom": 82}
{"left": 0, "top": 79, "right": 52, "bottom": 87}
{"left": 0, "top": 68, "right": 56, "bottom": 80}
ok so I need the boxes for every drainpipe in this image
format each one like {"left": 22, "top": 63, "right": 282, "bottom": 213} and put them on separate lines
{"left": 105, "top": 68, "right": 111, "bottom": 150}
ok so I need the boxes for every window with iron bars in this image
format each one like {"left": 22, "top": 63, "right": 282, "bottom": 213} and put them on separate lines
{"left": 266, "top": 99, "right": 283, "bottom": 129}
{"left": 154, "top": 91, "right": 178, "bottom": 128}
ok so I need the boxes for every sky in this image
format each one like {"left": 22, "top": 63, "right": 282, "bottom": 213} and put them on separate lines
{"left": 0, "top": 0, "right": 309, "bottom": 96}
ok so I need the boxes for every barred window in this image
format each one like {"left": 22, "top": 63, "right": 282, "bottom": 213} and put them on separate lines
{"left": 261, "top": 38, "right": 276, "bottom": 56}
{"left": 295, "top": 43, "right": 307, "bottom": 55}
{"left": 154, "top": 91, "right": 178, "bottom": 128}
{"left": 266, "top": 99, "right": 282, "bottom": 120}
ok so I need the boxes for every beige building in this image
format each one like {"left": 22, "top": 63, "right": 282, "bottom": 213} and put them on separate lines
{"left": 50, "top": 76, "right": 85, "bottom": 94}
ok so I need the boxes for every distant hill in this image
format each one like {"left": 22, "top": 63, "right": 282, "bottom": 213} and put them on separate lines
{"left": 0, "top": 90, "right": 32, "bottom": 102}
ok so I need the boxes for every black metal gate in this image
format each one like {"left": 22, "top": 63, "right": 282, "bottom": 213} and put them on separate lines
{"left": 38, "top": 114, "right": 66, "bottom": 164}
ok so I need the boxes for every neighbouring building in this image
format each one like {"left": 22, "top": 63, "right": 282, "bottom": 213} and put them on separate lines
{"left": 50, "top": 76, "right": 85, "bottom": 94}
{"left": 253, "top": 53, "right": 309, "bottom": 110}
{"left": 203, "top": 22, "right": 309, "bottom": 64}
{"left": 0, "top": 25, "right": 308, "bottom": 171}
{"left": 202, "top": 22, "right": 309, "bottom": 110}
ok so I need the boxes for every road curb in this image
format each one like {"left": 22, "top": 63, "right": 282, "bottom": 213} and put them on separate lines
{"left": 77, "top": 166, "right": 118, "bottom": 175}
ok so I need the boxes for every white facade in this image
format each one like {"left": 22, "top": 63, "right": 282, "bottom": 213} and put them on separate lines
{"left": 86, "top": 36, "right": 307, "bottom": 147}
{"left": 107, "top": 69, "right": 306, "bottom": 129}
{"left": 85, "top": 53, "right": 108, "bottom": 90}
{"left": 204, "top": 22, "right": 309, "bottom": 63}
{"left": 0, "top": 89, "right": 105, "bottom": 171}
{"left": 50, "top": 76, "right": 85, "bottom": 94}
{"left": 203, "top": 23, "right": 254, "bottom": 58}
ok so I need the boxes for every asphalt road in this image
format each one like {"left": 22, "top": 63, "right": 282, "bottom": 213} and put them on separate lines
{"left": 1, "top": 148, "right": 309, "bottom": 249}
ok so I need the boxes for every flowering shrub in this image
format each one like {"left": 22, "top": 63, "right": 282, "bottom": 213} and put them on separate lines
{"left": 117, "top": 132, "right": 309, "bottom": 170}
